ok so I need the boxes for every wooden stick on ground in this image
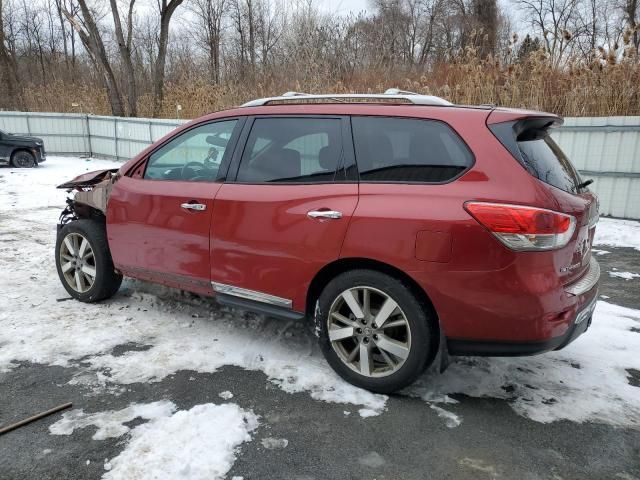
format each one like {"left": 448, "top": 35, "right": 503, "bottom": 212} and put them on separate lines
{"left": 0, "top": 402, "right": 73, "bottom": 435}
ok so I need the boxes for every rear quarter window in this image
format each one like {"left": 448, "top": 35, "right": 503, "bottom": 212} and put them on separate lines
{"left": 351, "top": 117, "right": 473, "bottom": 183}
{"left": 517, "top": 136, "right": 581, "bottom": 193}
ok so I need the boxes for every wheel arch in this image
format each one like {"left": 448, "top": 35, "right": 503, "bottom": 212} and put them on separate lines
{"left": 10, "top": 147, "right": 37, "bottom": 164}
{"left": 306, "top": 257, "right": 440, "bottom": 334}
{"left": 73, "top": 201, "right": 106, "bottom": 222}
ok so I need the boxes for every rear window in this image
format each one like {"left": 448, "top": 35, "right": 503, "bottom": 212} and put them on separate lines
{"left": 517, "top": 136, "right": 581, "bottom": 193}
{"left": 236, "top": 117, "right": 343, "bottom": 183}
{"left": 351, "top": 117, "right": 473, "bottom": 183}
{"left": 490, "top": 118, "right": 583, "bottom": 194}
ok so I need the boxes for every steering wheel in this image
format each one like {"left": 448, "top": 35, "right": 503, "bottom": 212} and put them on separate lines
{"left": 181, "top": 161, "right": 205, "bottom": 180}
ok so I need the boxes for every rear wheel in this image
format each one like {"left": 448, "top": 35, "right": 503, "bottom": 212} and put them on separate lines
{"left": 316, "top": 270, "right": 435, "bottom": 393}
{"left": 11, "top": 150, "right": 36, "bottom": 168}
{"left": 55, "top": 220, "right": 122, "bottom": 302}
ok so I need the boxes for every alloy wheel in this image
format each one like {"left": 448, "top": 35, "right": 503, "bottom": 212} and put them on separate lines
{"left": 327, "top": 286, "right": 412, "bottom": 378}
{"left": 59, "top": 233, "right": 97, "bottom": 293}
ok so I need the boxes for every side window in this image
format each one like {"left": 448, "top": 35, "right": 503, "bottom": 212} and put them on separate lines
{"left": 144, "top": 120, "right": 237, "bottom": 182}
{"left": 351, "top": 117, "right": 473, "bottom": 183}
{"left": 236, "top": 117, "right": 343, "bottom": 183}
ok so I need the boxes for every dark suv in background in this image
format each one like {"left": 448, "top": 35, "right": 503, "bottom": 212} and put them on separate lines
{"left": 54, "top": 90, "right": 599, "bottom": 393}
{"left": 0, "top": 129, "right": 46, "bottom": 167}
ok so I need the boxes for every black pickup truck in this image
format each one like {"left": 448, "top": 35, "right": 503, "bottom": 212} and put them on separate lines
{"left": 0, "top": 129, "right": 46, "bottom": 167}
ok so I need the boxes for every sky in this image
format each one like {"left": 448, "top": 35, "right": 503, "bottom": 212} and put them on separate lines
{"left": 318, "top": 0, "right": 370, "bottom": 14}
{"left": 316, "top": 0, "right": 525, "bottom": 29}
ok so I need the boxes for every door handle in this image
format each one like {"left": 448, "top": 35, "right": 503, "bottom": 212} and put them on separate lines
{"left": 181, "top": 202, "right": 207, "bottom": 211}
{"left": 307, "top": 210, "right": 342, "bottom": 219}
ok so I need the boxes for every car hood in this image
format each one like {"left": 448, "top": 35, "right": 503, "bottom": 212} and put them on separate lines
{"left": 7, "top": 134, "right": 44, "bottom": 144}
{"left": 57, "top": 169, "right": 119, "bottom": 189}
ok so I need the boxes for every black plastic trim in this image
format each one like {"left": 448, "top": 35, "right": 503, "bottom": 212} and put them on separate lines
{"left": 447, "top": 309, "right": 593, "bottom": 357}
{"left": 215, "top": 293, "right": 306, "bottom": 321}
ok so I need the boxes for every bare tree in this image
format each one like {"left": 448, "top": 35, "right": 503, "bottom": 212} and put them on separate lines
{"left": 63, "top": 0, "right": 125, "bottom": 115}
{"left": 110, "top": 0, "right": 137, "bottom": 115}
{"left": 152, "top": 0, "right": 184, "bottom": 117}
{"left": 472, "top": 0, "right": 498, "bottom": 57}
{"left": 0, "top": 0, "right": 22, "bottom": 109}
{"left": 624, "top": 0, "right": 639, "bottom": 51}
{"left": 190, "top": 0, "right": 226, "bottom": 84}
{"left": 515, "top": 0, "right": 584, "bottom": 67}
{"left": 256, "top": 0, "right": 284, "bottom": 68}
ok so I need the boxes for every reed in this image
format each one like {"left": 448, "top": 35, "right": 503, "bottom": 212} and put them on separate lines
{"left": 18, "top": 50, "right": 640, "bottom": 119}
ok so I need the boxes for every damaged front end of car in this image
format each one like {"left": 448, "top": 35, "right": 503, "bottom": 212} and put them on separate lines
{"left": 56, "top": 168, "right": 120, "bottom": 230}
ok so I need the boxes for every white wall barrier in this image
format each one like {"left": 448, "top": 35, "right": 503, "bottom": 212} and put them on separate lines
{"left": 0, "top": 111, "right": 638, "bottom": 219}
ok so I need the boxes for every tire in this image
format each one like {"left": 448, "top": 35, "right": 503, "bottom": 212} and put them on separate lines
{"left": 316, "top": 269, "right": 435, "bottom": 394}
{"left": 55, "top": 219, "right": 122, "bottom": 302}
{"left": 11, "top": 150, "right": 36, "bottom": 168}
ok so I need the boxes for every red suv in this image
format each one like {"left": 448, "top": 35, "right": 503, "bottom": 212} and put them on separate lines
{"left": 55, "top": 90, "right": 600, "bottom": 393}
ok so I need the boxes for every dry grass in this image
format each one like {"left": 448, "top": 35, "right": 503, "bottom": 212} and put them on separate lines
{"left": 19, "top": 52, "right": 640, "bottom": 119}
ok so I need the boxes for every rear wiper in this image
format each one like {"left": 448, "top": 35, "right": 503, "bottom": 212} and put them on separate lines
{"left": 577, "top": 179, "right": 593, "bottom": 190}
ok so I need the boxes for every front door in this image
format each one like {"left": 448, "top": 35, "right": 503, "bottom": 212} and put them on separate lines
{"left": 107, "top": 119, "right": 241, "bottom": 295}
{"left": 211, "top": 116, "right": 358, "bottom": 312}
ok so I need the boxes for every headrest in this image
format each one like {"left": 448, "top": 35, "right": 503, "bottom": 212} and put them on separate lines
{"left": 318, "top": 145, "right": 339, "bottom": 170}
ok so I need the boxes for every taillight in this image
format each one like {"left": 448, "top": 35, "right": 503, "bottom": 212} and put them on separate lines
{"left": 464, "top": 202, "right": 576, "bottom": 251}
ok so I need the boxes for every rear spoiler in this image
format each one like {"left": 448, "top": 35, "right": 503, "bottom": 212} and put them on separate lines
{"left": 486, "top": 108, "right": 562, "bottom": 127}
{"left": 487, "top": 116, "right": 562, "bottom": 168}
{"left": 512, "top": 117, "right": 560, "bottom": 140}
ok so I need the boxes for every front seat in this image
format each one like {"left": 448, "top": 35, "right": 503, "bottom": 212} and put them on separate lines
{"left": 242, "top": 147, "right": 302, "bottom": 182}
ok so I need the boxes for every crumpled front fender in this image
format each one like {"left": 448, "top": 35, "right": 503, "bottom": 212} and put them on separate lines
{"left": 56, "top": 168, "right": 119, "bottom": 190}
{"left": 57, "top": 168, "right": 120, "bottom": 215}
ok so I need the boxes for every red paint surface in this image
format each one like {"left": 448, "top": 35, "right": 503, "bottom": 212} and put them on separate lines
{"left": 210, "top": 183, "right": 358, "bottom": 309}
{"left": 107, "top": 176, "right": 221, "bottom": 295}
{"left": 107, "top": 103, "right": 597, "bottom": 344}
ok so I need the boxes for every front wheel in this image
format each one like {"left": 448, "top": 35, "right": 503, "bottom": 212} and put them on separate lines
{"left": 55, "top": 220, "right": 122, "bottom": 302}
{"left": 11, "top": 150, "right": 36, "bottom": 168}
{"left": 316, "top": 270, "right": 435, "bottom": 394}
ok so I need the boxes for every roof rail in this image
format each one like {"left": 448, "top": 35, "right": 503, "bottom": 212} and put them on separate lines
{"left": 241, "top": 89, "right": 452, "bottom": 107}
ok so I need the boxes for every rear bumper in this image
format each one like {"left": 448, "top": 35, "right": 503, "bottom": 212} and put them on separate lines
{"left": 447, "top": 257, "right": 600, "bottom": 357}
{"left": 424, "top": 257, "right": 601, "bottom": 356}
{"left": 447, "top": 291, "right": 598, "bottom": 356}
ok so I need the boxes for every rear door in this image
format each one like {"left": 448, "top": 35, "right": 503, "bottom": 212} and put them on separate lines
{"left": 210, "top": 115, "right": 358, "bottom": 312}
{"left": 107, "top": 118, "right": 242, "bottom": 294}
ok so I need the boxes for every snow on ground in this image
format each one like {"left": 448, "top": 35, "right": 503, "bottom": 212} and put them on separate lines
{"left": 50, "top": 400, "right": 176, "bottom": 440}
{"left": 595, "top": 217, "right": 640, "bottom": 251}
{"left": 409, "top": 301, "right": 640, "bottom": 427}
{"left": 102, "top": 403, "right": 258, "bottom": 480}
{"left": 1, "top": 156, "right": 639, "bottom": 461}
{"left": 429, "top": 405, "right": 462, "bottom": 428}
{"left": 50, "top": 399, "right": 258, "bottom": 479}
{"left": 609, "top": 271, "right": 640, "bottom": 280}
{"left": 50, "top": 401, "right": 258, "bottom": 480}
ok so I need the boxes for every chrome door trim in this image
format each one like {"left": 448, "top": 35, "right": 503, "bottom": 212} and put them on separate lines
{"left": 212, "top": 281, "right": 293, "bottom": 308}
